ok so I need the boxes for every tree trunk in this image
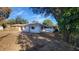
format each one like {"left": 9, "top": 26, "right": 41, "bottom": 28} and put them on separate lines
{"left": 63, "top": 30, "right": 70, "bottom": 43}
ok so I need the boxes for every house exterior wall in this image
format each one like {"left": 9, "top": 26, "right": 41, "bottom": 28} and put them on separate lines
{"left": 23, "top": 25, "right": 42, "bottom": 33}
{"left": 23, "top": 26, "right": 29, "bottom": 32}
{"left": 42, "top": 27, "right": 54, "bottom": 32}
{"left": 30, "top": 25, "right": 41, "bottom": 33}
{"left": 0, "top": 26, "right": 3, "bottom": 30}
{"left": 18, "top": 27, "right": 21, "bottom": 31}
{"left": 9, "top": 27, "right": 21, "bottom": 31}
{"left": 23, "top": 23, "right": 55, "bottom": 33}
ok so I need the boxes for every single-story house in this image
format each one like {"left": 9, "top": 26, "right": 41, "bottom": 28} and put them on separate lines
{"left": 10, "top": 24, "right": 26, "bottom": 31}
{"left": 23, "top": 23, "right": 55, "bottom": 33}
{"left": 0, "top": 26, "right": 3, "bottom": 30}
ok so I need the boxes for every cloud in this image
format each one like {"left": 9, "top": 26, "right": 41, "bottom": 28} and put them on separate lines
{"left": 9, "top": 10, "right": 25, "bottom": 19}
{"left": 16, "top": 11, "right": 24, "bottom": 16}
{"left": 31, "top": 15, "right": 45, "bottom": 23}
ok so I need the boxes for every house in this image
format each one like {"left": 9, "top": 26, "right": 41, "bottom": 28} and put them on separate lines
{"left": 10, "top": 24, "right": 26, "bottom": 31}
{"left": 0, "top": 26, "right": 3, "bottom": 30}
{"left": 23, "top": 23, "right": 55, "bottom": 33}
{"left": 23, "top": 23, "right": 43, "bottom": 33}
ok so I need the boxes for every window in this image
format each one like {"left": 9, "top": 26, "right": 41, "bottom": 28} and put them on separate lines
{"left": 31, "top": 26, "right": 35, "bottom": 29}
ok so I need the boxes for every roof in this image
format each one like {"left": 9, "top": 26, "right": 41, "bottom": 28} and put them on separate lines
{"left": 10, "top": 24, "right": 26, "bottom": 27}
{"left": 28, "top": 23, "right": 43, "bottom": 26}
{"left": 26, "top": 23, "right": 53, "bottom": 28}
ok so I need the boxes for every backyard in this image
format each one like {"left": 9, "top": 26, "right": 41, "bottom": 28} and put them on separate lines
{"left": 18, "top": 32, "right": 74, "bottom": 51}
{"left": 0, "top": 7, "right": 79, "bottom": 51}
{"left": 0, "top": 30, "right": 20, "bottom": 51}
{"left": 0, "top": 30, "right": 74, "bottom": 51}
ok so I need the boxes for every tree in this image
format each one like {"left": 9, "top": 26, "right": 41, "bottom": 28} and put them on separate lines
{"left": 0, "top": 20, "right": 7, "bottom": 28}
{"left": 15, "top": 16, "right": 28, "bottom": 24}
{"left": 0, "top": 7, "right": 11, "bottom": 28}
{"left": 43, "top": 19, "right": 53, "bottom": 26}
{"left": 8, "top": 16, "right": 28, "bottom": 25}
{"left": 31, "top": 7, "right": 79, "bottom": 44}
{"left": 0, "top": 7, "right": 11, "bottom": 21}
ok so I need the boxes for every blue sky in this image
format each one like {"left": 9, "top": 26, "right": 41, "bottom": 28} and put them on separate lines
{"left": 8, "top": 7, "right": 57, "bottom": 25}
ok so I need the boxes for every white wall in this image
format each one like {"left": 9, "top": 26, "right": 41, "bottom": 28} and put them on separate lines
{"left": 23, "top": 25, "right": 41, "bottom": 33}
{"left": 0, "top": 26, "right": 3, "bottom": 30}
{"left": 23, "top": 26, "right": 29, "bottom": 32}
{"left": 23, "top": 25, "right": 55, "bottom": 33}
{"left": 18, "top": 27, "right": 21, "bottom": 31}
{"left": 42, "top": 28, "right": 54, "bottom": 32}
{"left": 30, "top": 25, "right": 41, "bottom": 33}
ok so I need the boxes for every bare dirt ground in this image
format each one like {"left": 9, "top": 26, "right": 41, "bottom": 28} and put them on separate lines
{"left": 0, "top": 31, "right": 21, "bottom": 51}
{"left": 18, "top": 32, "right": 74, "bottom": 51}
{"left": 0, "top": 30, "right": 74, "bottom": 51}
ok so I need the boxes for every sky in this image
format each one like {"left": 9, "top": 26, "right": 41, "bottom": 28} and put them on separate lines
{"left": 8, "top": 7, "right": 58, "bottom": 25}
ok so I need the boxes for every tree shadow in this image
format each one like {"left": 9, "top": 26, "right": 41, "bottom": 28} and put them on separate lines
{"left": 38, "top": 32, "right": 55, "bottom": 39}
{"left": 17, "top": 32, "right": 54, "bottom": 51}
{"left": 17, "top": 31, "right": 74, "bottom": 51}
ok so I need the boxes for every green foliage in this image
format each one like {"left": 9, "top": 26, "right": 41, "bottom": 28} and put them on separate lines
{"left": 43, "top": 19, "right": 53, "bottom": 26}
{"left": 31, "top": 7, "right": 79, "bottom": 33}
{"left": 15, "top": 16, "right": 28, "bottom": 24}
{"left": 32, "top": 7, "right": 79, "bottom": 47}
{"left": 8, "top": 16, "right": 28, "bottom": 24}
{"left": 0, "top": 21, "right": 7, "bottom": 28}
{"left": 60, "top": 8, "right": 79, "bottom": 33}
{"left": 57, "top": 8, "right": 79, "bottom": 44}
{"left": 0, "top": 7, "right": 11, "bottom": 21}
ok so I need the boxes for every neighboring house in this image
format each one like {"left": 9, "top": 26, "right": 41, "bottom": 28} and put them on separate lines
{"left": 0, "top": 26, "right": 3, "bottom": 30}
{"left": 10, "top": 24, "right": 26, "bottom": 31}
{"left": 23, "top": 23, "right": 55, "bottom": 33}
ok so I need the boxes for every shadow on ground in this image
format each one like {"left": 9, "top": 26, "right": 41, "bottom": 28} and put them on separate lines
{"left": 17, "top": 32, "right": 74, "bottom": 51}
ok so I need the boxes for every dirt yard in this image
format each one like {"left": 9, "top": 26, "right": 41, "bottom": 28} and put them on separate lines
{"left": 0, "top": 30, "right": 74, "bottom": 51}
{"left": 18, "top": 32, "right": 74, "bottom": 51}
{"left": 0, "top": 31, "right": 21, "bottom": 51}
